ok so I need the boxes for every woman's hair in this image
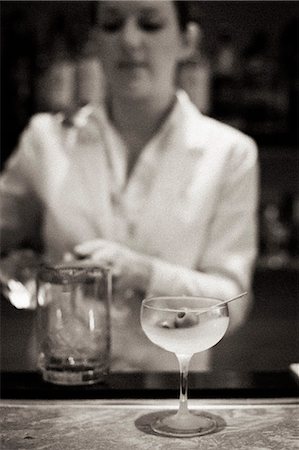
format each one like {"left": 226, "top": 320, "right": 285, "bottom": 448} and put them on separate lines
{"left": 94, "top": 1, "right": 194, "bottom": 32}
{"left": 173, "top": 1, "right": 193, "bottom": 31}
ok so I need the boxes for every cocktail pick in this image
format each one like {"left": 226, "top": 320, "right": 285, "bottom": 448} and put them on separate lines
{"left": 210, "top": 291, "right": 247, "bottom": 309}
{"left": 173, "top": 292, "right": 248, "bottom": 327}
{"left": 194, "top": 291, "right": 248, "bottom": 316}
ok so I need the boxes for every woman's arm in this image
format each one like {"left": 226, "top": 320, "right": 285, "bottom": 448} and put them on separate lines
{"left": 0, "top": 122, "right": 43, "bottom": 255}
{"left": 147, "top": 137, "right": 259, "bottom": 331}
{"left": 74, "top": 137, "right": 259, "bottom": 333}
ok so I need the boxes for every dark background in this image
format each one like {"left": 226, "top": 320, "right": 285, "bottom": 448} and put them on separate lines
{"left": 1, "top": 1, "right": 298, "bottom": 372}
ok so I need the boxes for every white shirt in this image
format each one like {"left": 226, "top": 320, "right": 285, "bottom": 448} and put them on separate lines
{"left": 1, "top": 91, "right": 259, "bottom": 371}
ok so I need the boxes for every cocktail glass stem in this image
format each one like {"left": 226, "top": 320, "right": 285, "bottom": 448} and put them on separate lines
{"left": 175, "top": 354, "right": 192, "bottom": 420}
{"left": 152, "top": 352, "right": 217, "bottom": 436}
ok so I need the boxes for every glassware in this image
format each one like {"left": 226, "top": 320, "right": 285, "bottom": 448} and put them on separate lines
{"left": 140, "top": 295, "right": 229, "bottom": 437}
{"left": 0, "top": 249, "right": 42, "bottom": 309}
{"left": 36, "top": 264, "right": 112, "bottom": 385}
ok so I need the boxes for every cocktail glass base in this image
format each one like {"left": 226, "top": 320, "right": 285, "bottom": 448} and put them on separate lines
{"left": 151, "top": 411, "right": 217, "bottom": 438}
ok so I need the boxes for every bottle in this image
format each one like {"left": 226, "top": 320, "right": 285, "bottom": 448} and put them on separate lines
{"left": 261, "top": 201, "right": 290, "bottom": 268}
{"left": 279, "top": 18, "right": 299, "bottom": 144}
{"left": 240, "top": 31, "right": 275, "bottom": 136}
{"left": 178, "top": 36, "right": 212, "bottom": 115}
{"left": 211, "top": 28, "right": 244, "bottom": 129}
{"left": 35, "top": 15, "right": 76, "bottom": 113}
{"left": 75, "top": 29, "right": 106, "bottom": 107}
{"left": 214, "top": 30, "right": 236, "bottom": 78}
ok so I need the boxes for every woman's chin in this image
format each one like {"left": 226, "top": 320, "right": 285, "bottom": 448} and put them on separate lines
{"left": 117, "top": 90, "right": 151, "bottom": 103}
{"left": 112, "top": 78, "right": 153, "bottom": 101}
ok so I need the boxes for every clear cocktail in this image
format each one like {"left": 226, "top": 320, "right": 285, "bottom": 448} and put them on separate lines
{"left": 140, "top": 296, "right": 229, "bottom": 437}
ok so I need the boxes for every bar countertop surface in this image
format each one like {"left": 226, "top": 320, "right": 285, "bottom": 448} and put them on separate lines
{"left": 1, "top": 371, "right": 298, "bottom": 449}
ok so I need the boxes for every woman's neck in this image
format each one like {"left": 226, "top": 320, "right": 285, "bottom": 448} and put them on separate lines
{"left": 108, "top": 89, "right": 177, "bottom": 152}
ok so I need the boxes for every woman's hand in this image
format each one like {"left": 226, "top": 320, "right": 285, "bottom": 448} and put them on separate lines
{"left": 73, "top": 239, "right": 153, "bottom": 293}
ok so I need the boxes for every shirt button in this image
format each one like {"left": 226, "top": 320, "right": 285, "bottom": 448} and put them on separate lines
{"left": 128, "top": 222, "right": 136, "bottom": 238}
{"left": 111, "top": 193, "right": 120, "bottom": 208}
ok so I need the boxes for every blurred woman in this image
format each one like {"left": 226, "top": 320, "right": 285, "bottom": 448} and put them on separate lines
{"left": 0, "top": 1, "right": 259, "bottom": 371}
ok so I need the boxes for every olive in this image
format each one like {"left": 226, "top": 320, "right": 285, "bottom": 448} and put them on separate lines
{"left": 175, "top": 310, "right": 199, "bottom": 328}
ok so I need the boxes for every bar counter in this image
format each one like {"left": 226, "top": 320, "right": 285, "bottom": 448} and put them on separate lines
{"left": 1, "top": 371, "right": 298, "bottom": 449}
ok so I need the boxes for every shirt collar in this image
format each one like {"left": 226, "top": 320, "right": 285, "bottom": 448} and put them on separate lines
{"left": 67, "top": 89, "right": 206, "bottom": 157}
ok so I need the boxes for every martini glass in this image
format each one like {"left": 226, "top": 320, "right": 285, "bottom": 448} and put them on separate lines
{"left": 140, "top": 295, "right": 229, "bottom": 437}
